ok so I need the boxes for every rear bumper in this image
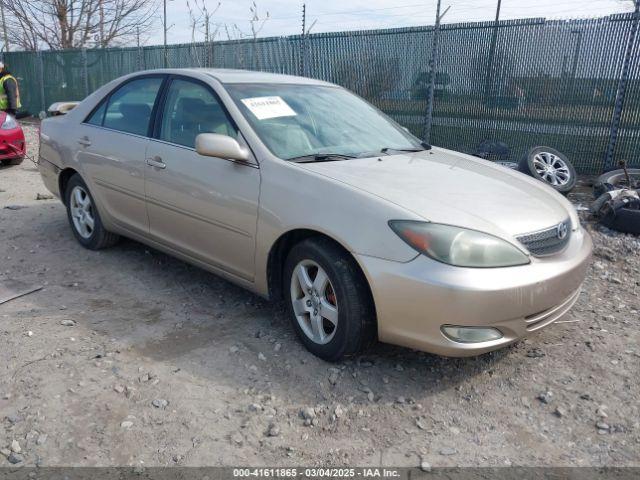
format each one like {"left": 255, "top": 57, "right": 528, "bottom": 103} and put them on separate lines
{"left": 0, "top": 127, "right": 26, "bottom": 159}
{"left": 37, "top": 158, "right": 62, "bottom": 199}
{"left": 356, "top": 227, "right": 592, "bottom": 357}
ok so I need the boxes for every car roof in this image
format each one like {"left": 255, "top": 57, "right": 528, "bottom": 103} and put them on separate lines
{"left": 138, "top": 68, "right": 337, "bottom": 86}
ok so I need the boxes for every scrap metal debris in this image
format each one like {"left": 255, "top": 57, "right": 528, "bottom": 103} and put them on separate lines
{"left": 0, "top": 284, "right": 43, "bottom": 305}
{"left": 591, "top": 189, "right": 640, "bottom": 235}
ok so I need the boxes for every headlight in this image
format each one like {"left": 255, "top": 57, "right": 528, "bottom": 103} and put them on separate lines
{"left": 389, "top": 220, "right": 530, "bottom": 268}
{"left": 1, "top": 114, "right": 17, "bottom": 130}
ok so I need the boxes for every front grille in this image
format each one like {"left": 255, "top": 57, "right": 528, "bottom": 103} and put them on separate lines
{"left": 516, "top": 220, "right": 571, "bottom": 256}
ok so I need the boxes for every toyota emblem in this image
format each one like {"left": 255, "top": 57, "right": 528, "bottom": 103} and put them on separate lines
{"left": 556, "top": 222, "right": 568, "bottom": 240}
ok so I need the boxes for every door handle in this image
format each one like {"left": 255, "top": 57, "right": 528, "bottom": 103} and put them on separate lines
{"left": 77, "top": 137, "right": 91, "bottom": 147}
{"left": 146, "top": 156, "right": 166, "bottom": 169}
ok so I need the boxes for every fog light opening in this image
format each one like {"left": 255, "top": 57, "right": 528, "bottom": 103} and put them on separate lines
{"left": 441, "top": 325, "right": 503, "bottom": 344}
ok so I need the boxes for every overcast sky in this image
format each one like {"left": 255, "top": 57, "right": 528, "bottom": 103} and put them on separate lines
{"left": 152, "top": 0, "right": 635, "bottom": 45}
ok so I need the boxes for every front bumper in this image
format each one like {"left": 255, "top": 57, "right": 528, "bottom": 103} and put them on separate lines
{"left": 356, "top": 227, "right": 592, "bottom": 357}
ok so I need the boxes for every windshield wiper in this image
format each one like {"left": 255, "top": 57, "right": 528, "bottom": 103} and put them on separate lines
{"left": 288, "top": 153, "right": 358, "bottom": 163}
{"left": 380, "top": 143, "right": 431, "bottom": 154}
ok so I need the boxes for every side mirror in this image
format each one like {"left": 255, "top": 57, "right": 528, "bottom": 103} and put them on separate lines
{"left": 195, "top": 133, "right": 250, "bottom": 162}
{"left": 48, "top": 101, "right": 80, "bottom": 116}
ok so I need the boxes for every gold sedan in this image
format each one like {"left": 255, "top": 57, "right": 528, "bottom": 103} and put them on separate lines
{"left": 38, "top": 69, "right": 592, "bottom": 361}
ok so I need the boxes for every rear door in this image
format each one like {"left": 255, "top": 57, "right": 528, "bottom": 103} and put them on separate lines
{"left": 77, "top": 75, "right": 165, "bottom": 236}
{"left": 144, "top": 76, "right": 260, "bottom": 281}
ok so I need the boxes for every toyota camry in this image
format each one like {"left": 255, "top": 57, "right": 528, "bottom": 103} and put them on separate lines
{"left": 38, "top": 69, "right": 592, "bottom": 361}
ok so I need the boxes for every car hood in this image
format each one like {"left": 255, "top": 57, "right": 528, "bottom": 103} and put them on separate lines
{"left": 297, "top": 147, "right": 576, "bottom": 241}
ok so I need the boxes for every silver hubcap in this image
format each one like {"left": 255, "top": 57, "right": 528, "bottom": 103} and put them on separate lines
{"left": 290, "top": 260, "right": 339, "bottom": 345}
{"left": 533, "top": 152, "right": 570, "bottom": 186}
{"left": 69, "top": 186, "right": 95, "bottom": 239}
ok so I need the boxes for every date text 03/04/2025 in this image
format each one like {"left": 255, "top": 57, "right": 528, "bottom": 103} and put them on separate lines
{"left": 232, "top": 468, "right": 402, "bottom": 478}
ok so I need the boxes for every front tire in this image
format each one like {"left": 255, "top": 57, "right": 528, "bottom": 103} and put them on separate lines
{"left": 284, "top": 237, "right": 376, "bottom": 361}
{"left": 64, "top": 174, "right": 120, "bottom": 250}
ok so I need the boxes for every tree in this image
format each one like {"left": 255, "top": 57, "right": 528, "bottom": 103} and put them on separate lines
{"left": 186, "top": 0, "right": 220, "bottom": 66}
{"left": 3, "top": 0, "right": 157, "bottom": 50}
{"left": 186, "top": 0, "right": 220, "bottom": 44}
{"left": 223, "top": 1, "right": 269, "bottom": 40}
{"left": 221, "top": 2, "right": 269, "bottom": 69}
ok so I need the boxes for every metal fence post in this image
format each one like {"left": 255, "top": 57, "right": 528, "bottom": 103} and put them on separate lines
{"left": 422, "top": 0, "right": 443, "bottom": 143}
{"left": 299, "top": 3, "right": 306, "bottom": 76}
{"left": 38, "top": 51, "right": 45, "bottom": 115}
{"left": 82, "top": 48, "right": 89, "bottom": 98}
{"left": 137, "top": 45, "right": 143, "bottom": 71}
{"left": 604, "top": 1, "right": 640, "bottom": 170}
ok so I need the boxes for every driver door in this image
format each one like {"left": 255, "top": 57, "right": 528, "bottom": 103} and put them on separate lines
{"left": 144, "top": 77, "right": 260, "bottom": 282}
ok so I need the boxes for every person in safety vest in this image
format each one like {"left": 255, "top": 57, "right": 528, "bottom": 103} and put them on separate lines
{"left": 0, "top": 62, "right": 21, "bottom": 116}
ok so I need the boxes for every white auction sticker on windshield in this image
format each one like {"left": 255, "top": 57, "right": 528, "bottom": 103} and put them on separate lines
{"left": 241, "top": 96, "right": 297, "bottom": 120}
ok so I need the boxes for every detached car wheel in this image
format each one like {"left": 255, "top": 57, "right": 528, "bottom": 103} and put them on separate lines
{"left": 591, "top": 191, "right": 640, "bottom": 235}
{"left": 284, "top": 237, "right": 376, "bottom": 361}
{"left": 65, "top": 174, "right": 120, "bottom": 250}
{"left": 518, "top": 146, "right": 577, "bottom": 194}
{"left": 593, "top": 168, "right": 640, "bottom": 198}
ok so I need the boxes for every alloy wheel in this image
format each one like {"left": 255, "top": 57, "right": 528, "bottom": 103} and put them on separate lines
{"left": 69, "top": 185, "right": 95, "bottom": 239}
{"left": 533, "top": 151, "right": 571, "bottom": 186}
{"left": 290, "top": 259, "right": 339, "bottom": 345}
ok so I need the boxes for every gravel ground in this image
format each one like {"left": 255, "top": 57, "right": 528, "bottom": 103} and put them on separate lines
{"left": 0, "top": 124, "right": 639, "bottom": 468}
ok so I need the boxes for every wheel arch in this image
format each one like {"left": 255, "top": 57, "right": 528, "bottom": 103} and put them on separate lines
{"left": 58, "top": 167, "right": 80, "bottom": 205}
{"left": 266, "top": 229, "right": 377, "bottom": 316}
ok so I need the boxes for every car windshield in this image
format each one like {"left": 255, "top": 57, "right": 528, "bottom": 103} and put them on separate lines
{"left": 226, "top": 83, "right": 424, "bottom": 161}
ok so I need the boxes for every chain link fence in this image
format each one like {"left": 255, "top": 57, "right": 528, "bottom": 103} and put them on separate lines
{"left": 4, "top": 12, "right": 640, "bottom": 173}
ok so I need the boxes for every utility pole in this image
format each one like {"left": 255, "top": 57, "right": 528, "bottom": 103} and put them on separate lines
{"left": 422, "top": 0, "right": 447, "bottom": 143}
{"left": 300, "top": 3, "right": 306, "bottom": 76}
{"left": 0, "top": 0, "right": 9, "bottom": 52}
{"left": 136, "top": 26, "right": 141, "bottom": 69}
{"left": 604, "top": 0, "right": 640, "bottom": 169}
{"left": 205, "top": 10, "right": 210, "bottom": 43}
{"left": 483, "top": 0, "right": 502, "bottom": 101}
{"left": 163, "top": 0, "right": 168, "bottom": 67}
{"left": 204, "top": 6, "right": 210, "bottom": 67}
{"left": 99, "top": 0, "right": 105, "bottom": 47}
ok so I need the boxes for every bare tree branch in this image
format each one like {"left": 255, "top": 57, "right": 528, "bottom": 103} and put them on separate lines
{"left": 4, "top": 0, "right": 158, "bottom": 50}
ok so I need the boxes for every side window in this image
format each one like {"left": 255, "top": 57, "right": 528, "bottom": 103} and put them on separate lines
{"left": 102, "top": 77, "right": 163, "bottom": 136}
{"left": 159, "top": 79, "right": 237, "bottom": 148}
{"left": 86, "top": 100, "right": 107, "bottom": 126}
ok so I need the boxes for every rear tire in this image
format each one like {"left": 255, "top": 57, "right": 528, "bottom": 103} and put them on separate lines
{"left": 518, "top": 146, "right": 577, "bottom": 194}
{"left": 64, "top": 174, "right": 120, "bottom": 250}
{"left": 283, "top": 237, "right": 376, "bottom": 361}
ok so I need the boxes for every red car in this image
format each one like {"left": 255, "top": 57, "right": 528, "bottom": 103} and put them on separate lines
{"left": 0, "top": 111, "right": 25, "bottom": 166}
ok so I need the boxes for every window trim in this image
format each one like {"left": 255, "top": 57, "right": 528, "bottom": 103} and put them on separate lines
{"left": 82, "top": 74, "right": 168, "bottom": 138}
{"left": 151, "top": 74, "right": 240, "bottom": 146}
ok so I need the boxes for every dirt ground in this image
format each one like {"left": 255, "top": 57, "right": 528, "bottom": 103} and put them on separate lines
{"left": 0, "top": 124, "right": 639, "bottom": 468}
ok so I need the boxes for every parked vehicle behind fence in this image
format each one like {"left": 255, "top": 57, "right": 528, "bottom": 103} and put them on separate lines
{"left": 37, "top": 69, "right": 592, "bottom": 361}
